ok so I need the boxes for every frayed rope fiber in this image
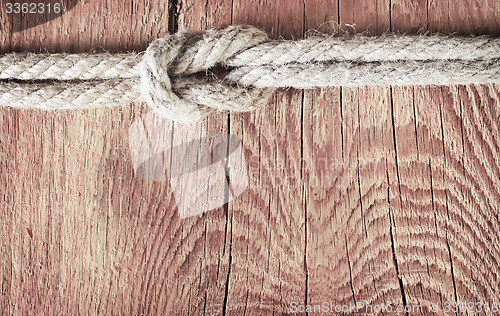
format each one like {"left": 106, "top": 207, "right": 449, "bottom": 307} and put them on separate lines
{"left": 1, "top": 25, "right": 499, "bottom": 123}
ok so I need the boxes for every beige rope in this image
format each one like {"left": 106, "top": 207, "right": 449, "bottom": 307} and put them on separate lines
{"left": 0, "top": 53, "right": 142, "bottom": 80}
{"left": 0, "top": 80, "right": 140, "bottom": 110}
{"left": 1, "top": 25, "right": 499, "bottom": 122}
{"left": 228, "top": 59, "right": 500, "bottom": 89}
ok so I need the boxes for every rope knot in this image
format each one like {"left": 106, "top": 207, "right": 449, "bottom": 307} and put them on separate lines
{"left": 3, "top": 27, "right": 500, "bottom": 117}
{"left": 140, "top": 25, "right": 274, "bottom": 123}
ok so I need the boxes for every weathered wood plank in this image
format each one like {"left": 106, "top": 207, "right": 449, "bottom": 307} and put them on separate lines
{"left": 355, "top": 86, "right": 403, "bottom": 305}
{"left": 230, "top": 1, "right": 308, "bottom": 314}
{"left": 1, "top": 1, "right": 172, "bottom": 315}
{"left": 0, "top": 0, "right": 499, "bottom": 315}
{"left": 177, "top": 2, "right": 232, "bottom": 315}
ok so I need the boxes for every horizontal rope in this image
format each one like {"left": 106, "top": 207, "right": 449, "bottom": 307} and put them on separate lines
{"left": 228, "top": 58, "right": 500, "bottom": 89}
{"left": 1, "top": 25, "right": 499, "bottom": 122}
{"left": 0, "top": 53, "right": 142, "bottom": 80}
{"left": 0, "top": 80, "right": 140, "bottom": 110}
{"left": 227, "top": 35, "right": 500, "bottom": 66}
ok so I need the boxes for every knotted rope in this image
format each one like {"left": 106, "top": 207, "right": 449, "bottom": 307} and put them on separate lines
{"left": 1, "top": 25, "right": 499, "bottom": 122}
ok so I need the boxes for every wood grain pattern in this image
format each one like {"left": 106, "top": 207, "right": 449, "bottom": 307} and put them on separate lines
{"left": 0, "top": 0, "right": 499, "bottom": 315}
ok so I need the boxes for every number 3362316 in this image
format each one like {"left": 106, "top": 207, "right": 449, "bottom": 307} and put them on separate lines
{"left": 5, "top": 2, "right": 62, "bottom": 14}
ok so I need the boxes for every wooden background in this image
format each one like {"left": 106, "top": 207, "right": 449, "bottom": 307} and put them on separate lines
{"left": 1, "top": 0, "right": 500, "bottom": 314}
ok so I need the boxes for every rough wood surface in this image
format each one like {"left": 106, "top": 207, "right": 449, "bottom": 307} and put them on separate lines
{"left": 0, "top": 0, "right": 499, "bottom": 315}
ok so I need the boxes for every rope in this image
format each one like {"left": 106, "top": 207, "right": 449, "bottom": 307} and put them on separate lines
{"left": 0, "top": 80, "right": 140, "bottom": 110}
{"left": 1, "top": 25, "right": 499, "bottom": 123}
{"left": 0, "top": 53, "right": 141, "bottom": 80}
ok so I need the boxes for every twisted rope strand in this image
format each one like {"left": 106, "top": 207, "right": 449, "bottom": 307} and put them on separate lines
{"left": 3, "top": 35, "right": 499, "bottom": 81}
{"left": 0, "top": 53, "right": 142, "bottom": 80}
{"left": 1, "top": 25, "right": 499, "bottom": 122}
{"left": 227, "top": 35, "right": 500, "bottom": 66}
{"left": 0, "top": 80, "right": 140, "bottom": 110}
{"left": 228, "top": 58, "right": 500, "bottom": 89}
